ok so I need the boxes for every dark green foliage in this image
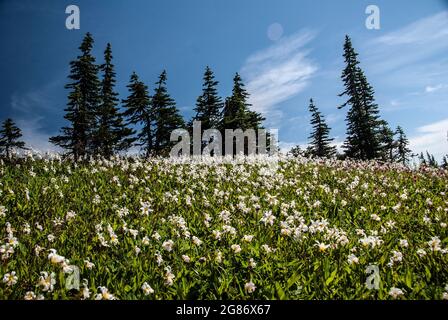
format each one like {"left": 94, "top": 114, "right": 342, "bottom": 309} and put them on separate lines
{"left": 192, "top": 66, "right": 223, "bottom": 130}
{"left": 339, "top": 35, "right": 384, "bottom": 160}
{"left": 151, "top": 71, "right": 185, "bottom": 155}
{"left": 93, "top": 43, "right": 135, "bottom": 157}
{"left": 306, "top": 99, "right": 336, "bottom": 158}
{"left": 420, "top": 151, "right": 438, "bottom": 167}
{"left": 394, "top": 126, "right": 411, "bottom": 165}
{"left": 0, "top": 118, "right": 27, "bottom": 157}
{"left": 122, "top": 72, "right": 153, "bottom": 157}
{"left": 50, "top": 33, "right": 101, "bottom": 161}
{"left": 378, "top": 120, "right": 395, "bottom": 162}
{"left": 221, "top": 73, "right": 264, "bottom": 131}
{"left": 220, "top": 73, "right": 265, "bottom": 155}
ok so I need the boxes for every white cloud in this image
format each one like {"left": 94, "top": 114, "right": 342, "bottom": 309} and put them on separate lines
{"left": 409, "top": 118, "right": 448, "bottom": 161}
{"left": 16, "top": 117, "right": 58, "bottom": 153}
{"left": 240, "top": 30, "right": 318, "bottom": 127}
{"left": 367, "top": 11, "right": 448, "bottom": 73}
{"left": 425, "top": 84, "right": 447, "bottom": 93}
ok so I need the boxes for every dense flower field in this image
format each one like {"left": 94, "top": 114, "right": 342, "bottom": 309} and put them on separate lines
{"left": 0, "top": 154, "right": 447, "bottom": 300}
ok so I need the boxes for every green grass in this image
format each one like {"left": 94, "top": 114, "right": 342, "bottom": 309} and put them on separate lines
{"left": 0, "top": 155, "right": 447, "bottom": 300}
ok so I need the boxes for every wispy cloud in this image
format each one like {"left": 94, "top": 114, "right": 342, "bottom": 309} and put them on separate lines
{"left": 240, "top": 30, "right": 318, "bottom": 126}
{"left": 367, "top": 11, "right": 448, "bottom": 74}
{"left": 425, "top": 84, "right": 448, "bottom": 93}
{"left": 16, "top": 117, "right": 57, "bottom": 153}
{"left": 9, "top": 79, "right": 62, "bottom": 153}
{"left": 409, "top": 118, "right": 448, "bottom": 161}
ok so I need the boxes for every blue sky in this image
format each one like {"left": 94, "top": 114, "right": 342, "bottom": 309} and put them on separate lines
{"left": 1, "top": 0, "right": 448, "bottom": 159}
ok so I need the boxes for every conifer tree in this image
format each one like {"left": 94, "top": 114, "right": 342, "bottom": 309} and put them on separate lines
{"left": 220, "top": 73, "right": 265, "bottom": 155}
{"left": 93, "top": 43, "right": 134, "bottom": 157}
{"left": 122, "top": 72, "right": 153, "bottom": 157}
{"left": 50, "top": 32, "right": 100, "bottom": 161}
{"left": 0, "top": 118, "right": 27, "bottom": 158}
{"left": 394, "top": 126, "right": 411, "bottom": 165}
{"left": 378, "top": 120, "right": 395, "bottom": 162}
{"left": 339, "top": 35, "right": 384, "bottom": 160}
{"left": 151, "top": 70, "right": 185, "bottom": 155}
{"left": 306, "top": 99, "right": 336, "bottom": 158}
{"left": 221, "top": 73, "right": 264, "bottom": 131}
{"left": 442, "top": 156, "right": 448, "bottom": 168}
{"left": 192, "top": 66, "right": 223, "bottom": 130}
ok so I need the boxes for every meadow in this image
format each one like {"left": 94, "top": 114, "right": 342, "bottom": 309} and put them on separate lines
{"left": 0, "top": 154, "right": 447, "bottom": 300}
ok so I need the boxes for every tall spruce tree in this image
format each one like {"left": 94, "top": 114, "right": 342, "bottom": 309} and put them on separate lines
{"left": 220, "top": 73, "right": 265, "bottom": 155}
{"left": 151, "top": 70, "right": 185, "bottom": 155}
{"left": 306, "top": 99, "right": 336, "bottom": 158}
{"left": 221, "top": 73, "right": 264, "bottom": 131}
{"left": 0, "top": 118, "right": 27, "bottom": 158}
{"left": 50, "top": 32, "right": 100, "bottom": 160}
{"left": 394, "top": 126, "right": 411, "bottom": 165}
{"left": 378, "top": 120, "right": 395, "bottom": 162}
{"left": 93, "top": 43, "right": 134, "bottom": 157}
{"left": 192, "top": 66, "right": 223, "bottom": 130}
{"left": 122, "top": 72, "right": 153, "bottom": 157}
{"left": 339, "top": 35, "right": 383, "bottom": 160}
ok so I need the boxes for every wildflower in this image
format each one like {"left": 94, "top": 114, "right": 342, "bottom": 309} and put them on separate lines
{"left": 428, "top": 236, "right": 441, "bottom": 252}
{"left": 154, "top": 252, "right": 164, "bottom": 266}
{"left": 260, "top": 211, "right": 276, "bottom": 225}
{"left": 38, "top": 272, "right": 56, "bottom": 292}
{"left": 164, "top": 267, "right": 176, "bottom": 286}
{"left": 48, "top": 249, "right": 65, "bottom": 265}
{"left": 84, "top": 260, "right": 95, "bottom": 269}
{"left": 387, "top": 250, "right": 403, "bottom": 267}
{"left": 66, "top": 211, "right": 77, "bottom": 221}
{"left": 416, "top": 249, "right": 427, "bottom": 257}
{"left": 370, "top": 214, "right": 381, "bottom": 221}
{"left": 347, "top": 254, "right": 359, "bottom": 265}
{"left": 95, "top": 286, "right": 116, "bottom": 300}
{"left": 182, "top": 255, "right": 191, "bottom": 263}
{"left": 215, "top": 250, "right": 223, "bottom": 263}
{"left": 141, "top": 282, "right": 154, "bottom": 295}
{"left": 248, "top": 258, "right": 257, "bottom": 268}
{"left": 0, "top": 205, "right": 7, "bottom": 218}
{"left": 261, "top": 244, "right": 273, "bottom": 254}
{"left": 315, "top": 241, "right": 330, "bottom": 252}
{"left": 212, "top": 230, "right": 222, "bottom": 240}
{"left": 24, "top": 291, "right": 36, "bottom": 300}
{"left": 242, "top": 235, "right": 254, "bottom": 243}
{"left": 244, "top": 281, "right": 256, "bottom": 293}
{"left": 192, "top": 236, "right": 202, "bottom": 246}
{"left": 198, "top": 257, "right": 207, "bottom": 263}
{"left": 2, "top": 271, "right": 18, "bottom": 286}
{"left": 135, "top": 246, "right": 141, "bottom": 255}
{"left": 34, "top": 245, "right": 43, "bottom": 257}
{"left": 162, "top": 240, "right": 174, "bottom": 252}
{"left": 47, "top": 234, "right": 55, "bottom": 242}
{"left": 399, "top": 239, "right": 409, "bottom": 248}
{"left": 140, "top": 201, "right": 152, "bottom": 216}
{"left": 81, "top": 279, "right": 91, "bottom": 300}
{"left": 152, "top": 232, "right": 161, "bottom": 241}
{"left": 142, "top": 236, "right": 150, "bottom": 246}
{"left": 23, "top": 223, "right": 31, "bottom": 234}
{"left": 231, "top": 244, "right": 242, "bottom": 254}
{"left": 389, "top": 287, "right": 404, "bottom": 299}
